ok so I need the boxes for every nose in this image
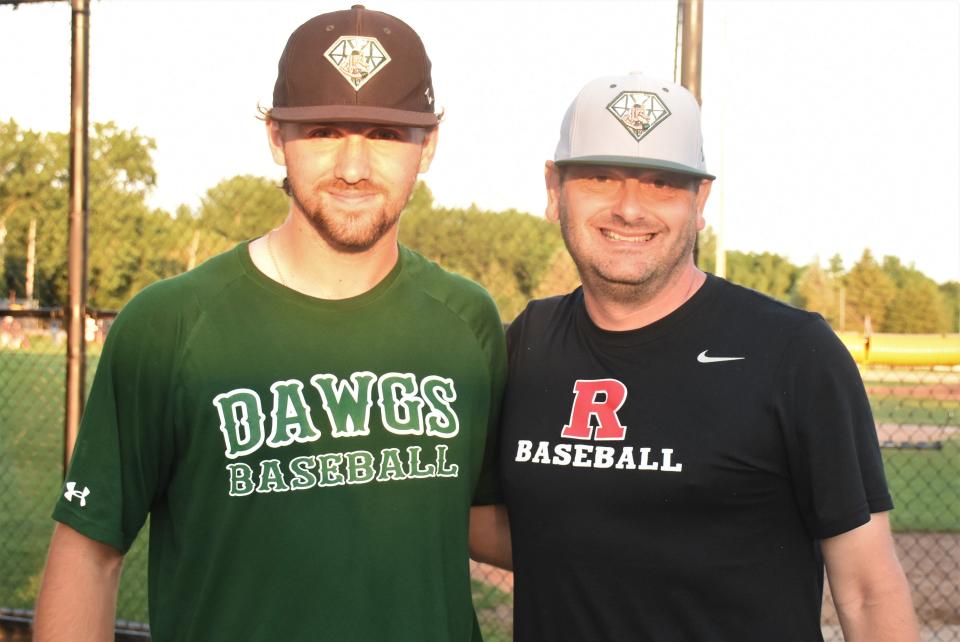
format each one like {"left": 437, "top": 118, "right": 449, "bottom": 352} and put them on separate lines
{"left": 334, "top": 135, "right": 371, "bottom": 184}
{"left": 611, "top": 178, "right": 647, "bottom": 222}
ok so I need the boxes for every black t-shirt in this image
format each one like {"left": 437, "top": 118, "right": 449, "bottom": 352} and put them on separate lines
{"left": 500, "top": 275, "right": 892, "bottom": 642}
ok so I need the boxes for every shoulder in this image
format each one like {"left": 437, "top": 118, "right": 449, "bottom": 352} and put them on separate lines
{"left": 398, "top": 246, "right": 505, "bottom": 359}
{"left": 400, "top": 246, "right": 501, "bottom": 324}
{"left": 708, "top": 276, "right": 824, "bottom": 337}
{"left": 509, "top": 292, "right": 572, "bottom": 330}
{"left": 505, "top": 289, "right": 579, "bottom": 350}
{"left": 108, "top": 244, "right": 249, "bottom": 343}
{"left": 706, "top": 279, "right": 854, "bottom": 376}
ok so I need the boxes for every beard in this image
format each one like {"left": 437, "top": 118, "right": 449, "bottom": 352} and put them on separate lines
{"left": 287, "top": 177, "right": 412, "bottom": 253}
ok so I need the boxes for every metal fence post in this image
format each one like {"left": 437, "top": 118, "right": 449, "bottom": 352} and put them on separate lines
{"left": 64, "top": 0, "right": 89, "bottom": 476}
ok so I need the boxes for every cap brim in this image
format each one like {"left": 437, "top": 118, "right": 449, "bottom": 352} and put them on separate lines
{"left": 555, "top": 155, "right": 715, "bottom": 180}
{"left": 269, "top": 105, "right": 438, "bottom": 127}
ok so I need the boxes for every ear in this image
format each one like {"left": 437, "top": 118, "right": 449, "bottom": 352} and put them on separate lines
{"left": 544, "top": 160, "right": 562, "bottom": 223}
{"left": 694, "top": 179, "right": 713, "bottom": 231}
{"left": 266, "top": 119, "right": 287, "bottom": 167}
{"left": 417, "top": 126, "right": 440, "bottom": 174}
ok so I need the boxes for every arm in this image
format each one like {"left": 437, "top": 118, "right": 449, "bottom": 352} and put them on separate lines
{"left": 469, "top": 504, "right": 512, "bottom": 570}
{"left": 821, "top": 512, "right": 919, "bottom": 642}
{"left": 34, "top": 522, "right": 124, "bottom": 642}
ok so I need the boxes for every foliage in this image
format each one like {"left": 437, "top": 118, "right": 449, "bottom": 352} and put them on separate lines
{"left": 697, "top": 227, "right": 801, "bottom": 303}
{"left": 843, "top": 249, "right": 897, "bottom": 332}
{"left": 725, "top": 251, "right": 799, "bottom": 302}
{"left": 0, "top": 119, "right": 178, "bottom": 309}
{"left": 792, "top": 260, "right": 843, "bottom": 327}
{"left": 399, "top": 183, "right": 573, "bottom": 321}
{"left": 698, "top": 235, "right": 955, "bottom": 334}
{"left": 196, "top": 174, "right": 288, "bottom": 244}
{"left": 696, "top": 226, "right": 717, "bottom": 274}
{"left": 940, "top": 281, "right": 960, "bottom": 333}
{"left": 2, "top": 119, "right": 955, "bottom": 332}
{"left": 881, "top": 257, "right": 949, "bottom": 333}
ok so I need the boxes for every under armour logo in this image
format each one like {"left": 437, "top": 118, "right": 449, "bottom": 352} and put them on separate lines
{"left": 64, "top": 481, "right": 90, "bottom": 507}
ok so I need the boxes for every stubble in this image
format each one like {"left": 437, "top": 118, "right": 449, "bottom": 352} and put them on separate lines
{"left": 287, "top": 178, "right": 412, "bottom": 253}
{"left": 559, "top": 201, "right": 700, "bottom": 305}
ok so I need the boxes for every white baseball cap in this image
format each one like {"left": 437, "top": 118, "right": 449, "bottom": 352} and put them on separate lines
{"left": 554, "top": 72, "right": 714, "bottom": 180}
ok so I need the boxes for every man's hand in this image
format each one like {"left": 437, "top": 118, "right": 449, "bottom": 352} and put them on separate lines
{"left": 34, "top": 523, "right": 125, "bottom": 642}
{"left": 822, "top": 511, "right": 920, "bottom": 642}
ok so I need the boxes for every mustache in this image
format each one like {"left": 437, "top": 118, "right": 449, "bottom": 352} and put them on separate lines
{"left": 319, "top": 178, "right": 385, "bottom": 195}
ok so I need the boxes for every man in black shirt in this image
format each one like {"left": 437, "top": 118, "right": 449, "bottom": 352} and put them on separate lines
{"left": 469, "top": 72, "right": 919, "bottom": 642}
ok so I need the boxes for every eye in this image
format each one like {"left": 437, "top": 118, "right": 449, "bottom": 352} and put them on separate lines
{"left": 306, "top": 126, "right": 338, "bottom": 139}
{"left": 588, "top": 173, "right": 615, "bottom": 183}
{"left": 368, "top": 128, "right": 404, "bottom": 141}
{"left": 648, "top": 174, "right": 687, "bottom": 190}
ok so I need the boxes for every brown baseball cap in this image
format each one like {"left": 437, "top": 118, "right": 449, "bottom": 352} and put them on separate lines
{"left": 270, "top": 5, "right": 438, "bottom": 127}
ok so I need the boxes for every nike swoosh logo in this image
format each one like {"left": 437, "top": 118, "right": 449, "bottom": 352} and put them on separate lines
{"left": 697, "top": 350, "right": 745, "bottom": 363}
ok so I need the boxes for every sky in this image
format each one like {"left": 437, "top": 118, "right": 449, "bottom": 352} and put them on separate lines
{"left": 1, "top": 0, "right": 958, "bottom": 283}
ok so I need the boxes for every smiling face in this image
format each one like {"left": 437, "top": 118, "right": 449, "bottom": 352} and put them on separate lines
{"left": 268, "top": 120, "right": 437, "bottom": 252}
{"left": 545, "top": 162, "right": 712, "bottom": 304}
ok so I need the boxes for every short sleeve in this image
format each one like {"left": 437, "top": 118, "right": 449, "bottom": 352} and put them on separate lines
{"left": 52, "top": 286, "right": 181, "bottom": 553}
{"left": 776, "top": 317, "right": 893, "bottom": 539}
{"left": 470, "top": 309, "right": 508, "bottom": 506}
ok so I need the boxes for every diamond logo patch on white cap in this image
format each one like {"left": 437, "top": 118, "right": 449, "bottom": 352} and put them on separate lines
{"left": 324, "top": 36, "right": 391, "bottom": 90}
{"left": 606, "top": 91, "right": 671, "bottom": 142}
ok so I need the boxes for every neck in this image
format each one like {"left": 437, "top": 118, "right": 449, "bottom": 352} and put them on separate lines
{"left": 582, "top": 264, "right": 706, "bottom": 331}
{"left": 250, "top": 210, "right": 400, "bottom": 300}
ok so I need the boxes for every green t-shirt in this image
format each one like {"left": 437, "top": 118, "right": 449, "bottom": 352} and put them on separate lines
{"left": 53, "top": 242, "right": 507, "bottom": 642}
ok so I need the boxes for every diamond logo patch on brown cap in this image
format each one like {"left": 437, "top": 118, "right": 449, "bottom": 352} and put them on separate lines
{"left": 324, "top": 36, "right": 391, "bottom": 90}
{"left": 606, "top": 91, "right": 671, "bottom": 141}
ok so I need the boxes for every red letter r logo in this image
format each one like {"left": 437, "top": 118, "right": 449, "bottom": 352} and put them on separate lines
{"left": 561, "top": 379, "right": 628, "bottom": 441}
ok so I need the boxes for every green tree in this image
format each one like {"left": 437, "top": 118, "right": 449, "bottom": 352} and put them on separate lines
{"left": 793, "top": 260, "right": 842, "bottom": 326}
{"left": 0, "top": 119, "right": 68, "bottom": 300}
{"left": 196, "top": 175, "right": 288, "bottom": 242}
{"left": 697, "top": 227, "right": 799, "bottom": 301}
{"left": 939, "top": 281, "right": 960, "bottom": 332}
{"left": 531, "top": 246, "right": 580, "bottom": 300}
{"left": 725, "top": 251, "right": 799, "bottom": 301}
{"left": 828, "top": 254, "right": 844, "bottom": 277}
{"left": 0, "top": 120, "right": 177, "bottom": 308}
{"left": 880, "top": 257, "right": 948, "bottom": 333}
{"left": 843, "top": 249, "right": 896, "bottom": 332}
{"left": 883, "top": 271, "right": 948, "bottom": 333}
{"left": 696, "top": 226, "right": 716, "bottom": 274}
{"left": 399, "top": 184, "right": 565, "bottom": 320}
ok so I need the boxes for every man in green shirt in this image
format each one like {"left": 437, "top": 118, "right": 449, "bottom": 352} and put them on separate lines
{"left": 34, "top": 7, "right": 506, "bottom": 641}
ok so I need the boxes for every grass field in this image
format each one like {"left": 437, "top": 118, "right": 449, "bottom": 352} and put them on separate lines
{"left": 2, "top": 348, "right": 958, "bottom": 631}
{"left": 0, "top": 349, "right": 152, "bottom": 622}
